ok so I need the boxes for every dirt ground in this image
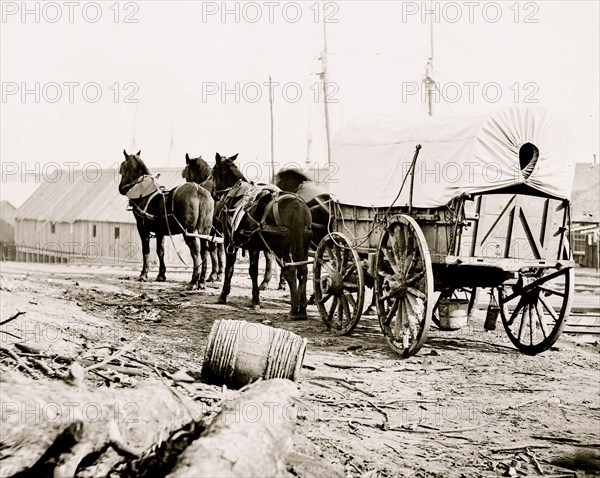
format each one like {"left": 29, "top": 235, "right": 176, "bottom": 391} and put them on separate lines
{"left": 1, "top": 261, "right": 599, "bottom": 478}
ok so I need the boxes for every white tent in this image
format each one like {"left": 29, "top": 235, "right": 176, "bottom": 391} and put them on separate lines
{"left": 329, "top": 106, "right": 575, "bottom": 208}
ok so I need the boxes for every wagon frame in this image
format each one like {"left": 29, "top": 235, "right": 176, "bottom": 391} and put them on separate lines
{"left": 313, "top": 143, "right": 575, "bottom": 358}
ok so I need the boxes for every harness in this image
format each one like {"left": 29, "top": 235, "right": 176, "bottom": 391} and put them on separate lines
{"left": 216, "top": 180, "right": 311, "bottom": 268}
{"left": 125, "top": 175, "right": 222, "bottom": 243}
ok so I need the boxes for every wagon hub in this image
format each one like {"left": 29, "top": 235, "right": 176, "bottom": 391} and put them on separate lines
{"left": 321, "top": 274, "right": 343, "bottom": 295}
{"left": 384, "top": 276, "right": 408, "bottom": 299}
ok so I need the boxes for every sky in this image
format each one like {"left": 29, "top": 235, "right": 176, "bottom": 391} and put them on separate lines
{"left": 1, "top": 0, "right": 599, "bottom": 207}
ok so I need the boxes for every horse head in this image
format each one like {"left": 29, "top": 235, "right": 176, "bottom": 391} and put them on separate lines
{"left": 274, "top": 168, "right": 311, "bottom": 194}
{"left": 211, "top": 152, "right": 243, "bottom": 196}
{"left": 119, "top": 149, "right": 148, "bottom": 195}
{"left": 182, "top": 153, "right": 212, "bottom": 184}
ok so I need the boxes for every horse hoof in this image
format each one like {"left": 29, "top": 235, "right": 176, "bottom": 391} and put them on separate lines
{"left": 207, "top": 273, "right": 217, "bottom": 282}
{"left": 247, "top": 303, "right": 260, "bottom": 311}
{"left": 198, "top": 282, "right": 206, "bottom": 290}
{"left": 137, "top": 276, "right": 147, "bottom": 282}
{"left": 216, "top": 296, "right": 227, "bottom": 304}
{"left": 277, "top": 284, "right": 286, "bottom": 291}
{"left": 307, "top": 294, "right": 315, "bottom": 305}
{"left": 258, "top": 282, "right": 268, "bottom": 291}
{"left": 363, "top": 306, "right": 376, "bottom": 316}
{"left": 289, "top": 311, "right": 307, "bottom": 321}
{"left": 156, "top": 275, "right": 166, "bottom": 282}
{"left": 216, "top": 274, "right": 222, "bottom": 282}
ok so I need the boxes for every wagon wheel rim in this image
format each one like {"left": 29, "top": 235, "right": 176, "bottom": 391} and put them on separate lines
{"left": 432, "top": 287, "right": 478, "bottom": 330}
{"left": 498, "top": 263, "right": 573, "bottom": 355}
{"left": 375, "top": 215, "right": 433, "bottom": 357}
{"left": 313, "top": 232, "right": 365, "bottom": 335}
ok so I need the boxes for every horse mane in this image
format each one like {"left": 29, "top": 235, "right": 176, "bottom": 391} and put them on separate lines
{"left": 225, "top": 158, "right": 247, "bottom": 182}
{"left": 196, "top": 157, "right": 212, "bottom": 181}
{"left": 185, "top": 156, "right": 212, "bottom": 183}
{"left": 131, "top": 154, "right": 151, "bottom": 175}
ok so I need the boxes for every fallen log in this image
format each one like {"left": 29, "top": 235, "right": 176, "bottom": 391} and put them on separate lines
{"left": 167, "top": 379, "right": 299, "bottom": 478}
{"left": 0, "top": 371, "right": 205, "bottom": 477}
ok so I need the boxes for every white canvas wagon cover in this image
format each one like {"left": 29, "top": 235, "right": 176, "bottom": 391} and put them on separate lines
{"left": 329, "top": 106, "right": 575, "bottom": 208}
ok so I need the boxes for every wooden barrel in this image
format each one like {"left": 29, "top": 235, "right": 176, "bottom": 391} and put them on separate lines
{"left": 201, "top": 319, "right": 308, "bottom": 389}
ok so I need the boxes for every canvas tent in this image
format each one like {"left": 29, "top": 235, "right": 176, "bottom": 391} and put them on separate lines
{"left": 329, "top": 106, "right": 575, "bottom": 208}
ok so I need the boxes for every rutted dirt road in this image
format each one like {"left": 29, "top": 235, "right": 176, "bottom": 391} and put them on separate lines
{"left": 1, "top": 261, "right": 599, "bottom": 477}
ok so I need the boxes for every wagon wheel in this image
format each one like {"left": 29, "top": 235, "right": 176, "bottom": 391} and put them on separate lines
{"left": 375, "top": 215, "right": 433, "bottom": 357}
{"left": 432, "top": 288, "right": 478, "bottom": 329}
{"left": 313, "top": 232, "right": 365, "bottom": 335}
{"left": 498, "top": 250, "right": 574, "bottom": 355}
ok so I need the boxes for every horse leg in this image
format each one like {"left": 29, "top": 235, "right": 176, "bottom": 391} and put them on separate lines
{"left": 217, "top": 243, "right": 224, "bottom": 281}
{"left": 155, "top": 235, "right": 166, "bottom": 282}
{"left": 363, "top": 288, "right": 377, "bottom": 315}
{"left": 217, "top": 248, "right": 236, "bottom": 304}
{"left": 198, "top": 239, "right": 208, "bottom": 289}
{"left": 137, "top": 225, "right": 150, "bottom": 282}
{"left": 283, "top": 261, "right": 300, "bottom": 320}
{"left": 277, "top": 263, "right": 286, "bottom": 290}
{"left": 207, "top": 242, "right": 218, "bottom": 282}
{"left": 296, "top": 263, "right": 309, "bottom": 320}
{"left": 185, "top": 236, "right": 201, "bottom": 290}
{"left": 249, "top": 249, "right": 261, "bottom": 310}
{"left": 259, "top": 251, "right": 273, "bottom": 290}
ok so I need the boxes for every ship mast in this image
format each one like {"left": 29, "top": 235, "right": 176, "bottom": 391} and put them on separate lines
{"left": 320, "top": 0, "right": 332, "bottom": 166}
{"left": 423, "top": 1, "right": 435, "bottom": 116}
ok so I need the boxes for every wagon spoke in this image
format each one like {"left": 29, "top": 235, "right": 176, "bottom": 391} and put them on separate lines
{"left": 506, "top": 295, "right": 527, "bottom": 327}
{"left": 517, "top": 305, "right": 528, "bottom": 343}
{"left": 327, "top": 297, "right": 339, "bottom": 325}
{"left": 342, "top": 282, "right": 359, "bottom": 291}
{"left": 384, "top": 298, "right": 399, "bottom": 325}
{"left": 383, "top": 248, "right": 401, "bottom": 275}
{"left": 538, "top": 296, "right": 559, "bottom": 323}
{"left": 323, "top": 244, "right": 338, "bottom": 269}
{"left": 527, "top": 304, "right": 534, "bottom": 346}
{"left": 393, "top": 299, "right": 404, "bottom": 338}
{"left": 539, "top": 285, "right": 565, "bottom": 297}
{"left": 407, "top": 287, "right": 425, "bottom": 300}
{"left": 534, "top": 302, "right": 549, "bottom": 339}
{"left": 337, "top": 297, "right": 344, "bottom": 326}
{"left": 319, "top": 291, "right": 334, "bottom": 305}
{"left": 391, "top": 227, "right": 407, "bottom": 273}
{"left": 316, "top": 258, "right": 336, "bottom": 276}
{"left": 343, "top": 291, "right": 357, "bottom": 310}
{"left": 342, "top": 263, "right": 357, "bottom": 281}
{"left": 340, "top": 295, "right": 352, "bottom": 326}
{"left": 406, "top": 271, "right": 424, "bottom": 287}
{"left": 402, "top": 253, "right": 416, "bottom": 277}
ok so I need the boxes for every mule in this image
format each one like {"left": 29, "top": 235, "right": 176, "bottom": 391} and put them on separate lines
{"left": 211, "top": 153, "right": 312, "bottom": 319}
{"left": 274, "top": 168, "right": 331, "bottom": 248}
{"left": 183, "top": 153, "right": 284, "bottom": 289}
{"left": 275, "top": 168, "right": 377, "bottom": 314}
{"left": 118, "top": 150, "right": 214, "bottom": 289}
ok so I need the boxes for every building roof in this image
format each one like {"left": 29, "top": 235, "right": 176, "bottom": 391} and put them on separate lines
{"left": 571, "top": 162, "right": 600, "bottom": 224}
{"left": 15, "top": 168, "right": 188, "bottom": 223}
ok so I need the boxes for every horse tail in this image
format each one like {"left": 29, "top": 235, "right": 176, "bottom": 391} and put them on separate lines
{"left": 288, "top": 198, "right": 312, "bottom": 261}
{"left": 195, "top": 184, "right": 214, "bottom": 235}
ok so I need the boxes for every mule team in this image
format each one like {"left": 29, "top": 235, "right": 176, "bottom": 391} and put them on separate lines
{"left": 119, "top": 150, "right": 327, "bottom": 320}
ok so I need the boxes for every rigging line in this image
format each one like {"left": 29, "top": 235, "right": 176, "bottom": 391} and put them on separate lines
{"left": 328, "top": 52, "right": 425, "bottom": 61}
